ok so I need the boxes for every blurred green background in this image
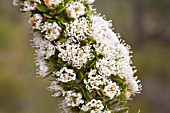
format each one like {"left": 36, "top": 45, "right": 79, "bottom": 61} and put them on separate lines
{"left": 0, "top": 0, "right": 170, "bottom": 113}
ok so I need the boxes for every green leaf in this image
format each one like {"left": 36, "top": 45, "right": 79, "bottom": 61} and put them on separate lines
{"left": 119, "top": 101, "right": 127, "bottom": 105}
{"left": 84, "top": 72, "right": 89, "bottom": 78}
{"left": 61, "top": 30, "right": 67, "bottom": 37}
{"left": 97, "top": 90, "right": 102, "bottom": 97}
{"left": 47, "top": 19, "right": 55, "bottom": 23}
{"left": 55, "top": 16, "right": 62, "bottom": 20}
{"left": 56, "top": 3, "right": 65, "bottom": 14}
{"left": 81, "top": 40, "right": 89, "bottom": 45}
{"left": 43, "top": 13, "right": 52, "bottom": 18}
{"left": 119, "top": 92, "right": 126, "bottom": 100}
{"left": 36, "top": 4, "right": 48, "bottom": 12}
{"left": 77, "top": 71, "right": 84, "bottom": 80}
{"left": 58, "top": 58, "right": 65, "bottom": 65}
{"left": 73, "top": 86, "right": 81, "bottom": 91}
{"left": 81, "top": 86, "right": 90, "bottom": 100}
{"left": 58, "top": 21, "right": 62, "bottom": 27}
{"left": 86, "top": 4, "right": 91, "bottom": 10}
{"left": 58, "top": 36, "right": 67, "bottom": 43}
{"left": 121, "top": 83, "right": 128, "bottom": 92}
{"left": 87, "top": 91, "right": 93, "bottom": 98}
{"left": 61, "top": 17, "right": 69, "bottom": 24}
{"left": 108, "top": 100, "right": 118, "bottom": 105}
{"left": 111, "top": 77, "right": 123, "bottom": 84}
{"left": 89, "top": 60, "right": 96, "bottom": 68}
{"left": 48, "top": 73, "right": 55, "bottom": 77}
{"left": 71, "top": 107, "right": 80, "bottom": 112}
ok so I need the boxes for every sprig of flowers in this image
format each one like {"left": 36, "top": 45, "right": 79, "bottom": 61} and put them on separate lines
{"left": 13, "top": 0, "right": 142, "bottom": 113}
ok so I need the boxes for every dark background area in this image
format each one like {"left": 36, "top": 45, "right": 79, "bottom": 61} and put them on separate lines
{"left": 0, "top": 0, "right": 170, "bottom": 113}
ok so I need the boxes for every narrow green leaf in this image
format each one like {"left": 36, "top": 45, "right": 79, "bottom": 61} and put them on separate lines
{"left": 43, "top": 13, "right": 52, "bottom": 18}
{"left": 81, "top": 86, "right": 90, "bottom": 100}
{"left": 77, "top": 71, "right": 84, "bottom": 80}
{"left": 36, "top": 4, "right": 48, "bottom": 12}
{"left": 55, "top": 16, "right": 62, "bottom": 20}
{"left": 97, "top": 90, "right": 102, "bottom": 97}
{"left": 111, "top": 77, "right": 123, "bottom": 84}
{"left": 47, "top": 19, "right": 55, "bottom": 23}
{"left": 108, "top": 100, "right": 118, "bottom": 105}
{"left": 84, "top": 72, "right": 89, "bottom": 78}
{"left": 71, "top": 107, "right": 80, "bottom": 112}
{"left": 89, "top": 60, "right": 96, "bottom": 68}
{"left": 87, "top": 91, "right": 93, "bottom": 98}
{"left": 58, "top": 36, "right": 67, "bottom": 43}
{"left": 58, "top": 58, "right": 65, "bottom": 65}
{"left": 73, "top": 86, "right": 80, "bottom": 91}
{"left": 104, "top": 102, "right": 108, "bottom": 110}
{"left": 61, "top": 17, "right": 69, "bottom": 24}
{"left": 81, "top": 40, "right": 89, "bottom": 44}
{"left": 58, "top": 21, "right": 62, "bottom": 27}
{"left": 56, "top": 4, "right": 65, "bottom": 14}
{"left": 119, "top": 92, "right": 126, "bottom": 100}
{"left": 119, "top": 101, "right": 127, "bottom": 105}
{"left": 121, "top": 83, "right": 128, "bottom": 92}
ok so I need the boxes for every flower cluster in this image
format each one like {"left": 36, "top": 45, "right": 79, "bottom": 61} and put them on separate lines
{"left": 81, "top": 99, "right": 104, "bottom": 112}
{"left": 13, "top": 0, "right": 142, "bottom": 113}
{"left": 66, "top": 1, "right": 85, "bottom": 19}
{"left": 55, "top": 67, "right": 76, "bottom": 83}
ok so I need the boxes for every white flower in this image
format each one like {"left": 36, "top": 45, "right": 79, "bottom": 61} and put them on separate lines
{"left": 65, "top": 17, "right": 90, "bottom": 41}
{"left": 82, "top": 0, "right": 95, "bottom": 4}
{"left": 47, "top": 81, "right": 66, "bottom": 97}
{"left": 29, "top": 14, "right": 43, "bottom": 30}
{"left": 59, "top": 100, "right": 71, "bottom": 113}
{"left": 35, "top": 41, "right": 55, "bottom": 59}
{"left": 103, "top": 109, "right": 112, "bottom": 113}
{"left": 32, "top": 32, "right": 55, "bottom": 77}
{"left": 126, "top": 76, "right": 142, "bottom": 94}
{"left": 96, "top": 58, "right": 117, "bottom": 77}
{"left": 65, "top": 91, "right": 84, "bottom": 107}
{"left": 56, "top": 40, "right": 92, "bottom": 69}
{"left": 31, "top": 32, "right": 43, "bottom": 47}
{"left": 44, "top": 0, "right": 62, "bottom": 7}
{"left": 13, "top": 0, "right": 20, "bottom": 6}
{"left": 32, "top": 33, "right": 55, "bottom": 59}
{"left": 35, "top": 56, "right": 49, "bottom": 77}
{"left": 102, "top": 80, "right": 120, "bottom": 99}
{"left": 41, "top": 22, "right": 61, "bottom": 41}
{"left": 90, "top": 15, "right": 119, "bottom": 43}
{"left": 81, "top": 99, "right": 104, "bottom": 112}
{"left": 81, "top": 105, "right": 89, "bottom": 112}
{"left": 84, "top": 69, "right": 107, "bottom": 91}
{"left": 55, "top": 67, "right": 76, "bottom": 83}
{"left": 66, "top": 2, "right": 85, "bottom": 19}
{"left": 21, "top": 0, "right": 41, "bottom": 11}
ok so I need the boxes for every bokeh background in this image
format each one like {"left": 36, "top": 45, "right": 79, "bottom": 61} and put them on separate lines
{"left": 0, "top": 0, "right": 170, "bottom": 113}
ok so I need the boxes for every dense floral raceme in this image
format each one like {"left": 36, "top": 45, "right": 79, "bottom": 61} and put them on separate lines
{"left": 13, "top": 0, "right": 142, "bottom": 113}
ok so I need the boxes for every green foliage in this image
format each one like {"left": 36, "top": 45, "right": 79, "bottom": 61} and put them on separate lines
{"left": 36, "top": 4, "right": 48, "bottom": 12}
{"left": 43, "top": 13, "right": 52, "bottom": 18}
{"left": 56, "top": 3, "right": 65, "bottom": 14}
{"left": 77, "top": 71, "right": 84, "bottom": 81}
{"left": 61, "top": 17, "right": 69, "bottom": 24}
